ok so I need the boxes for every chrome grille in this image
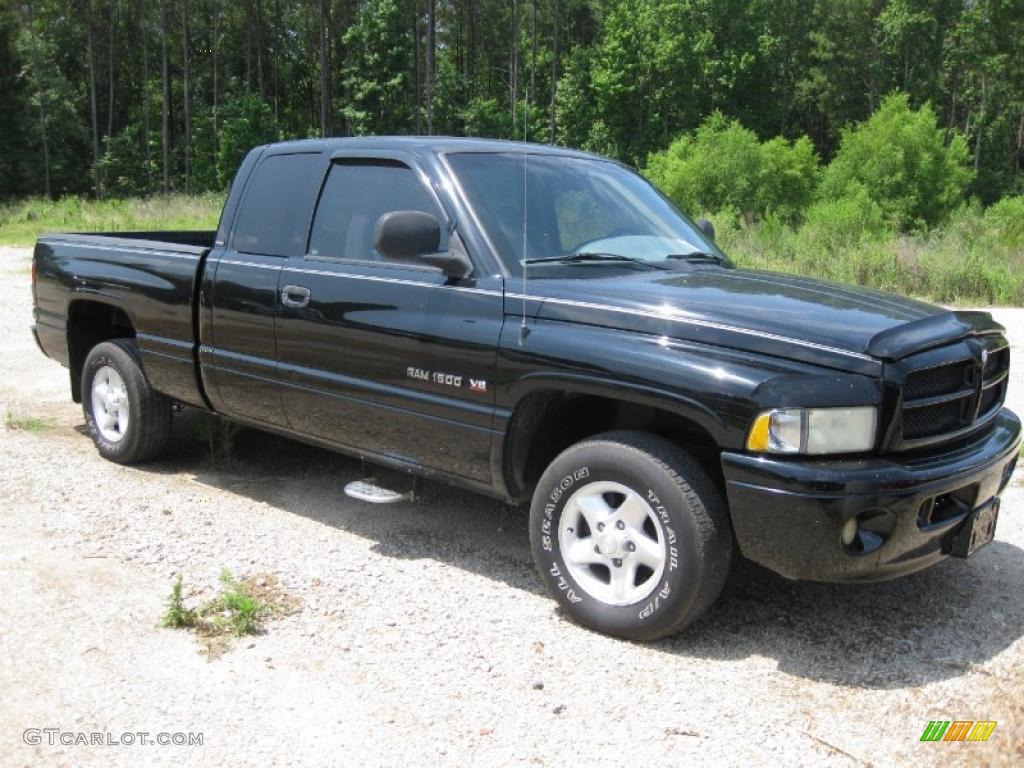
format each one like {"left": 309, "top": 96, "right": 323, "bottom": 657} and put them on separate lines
{"left": 900, "top": 340, "right": 1009, "bottom": 445}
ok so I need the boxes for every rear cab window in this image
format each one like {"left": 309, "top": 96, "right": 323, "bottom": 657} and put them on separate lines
{"left": 232, "top": 152, "right": 324, "bottom": 257}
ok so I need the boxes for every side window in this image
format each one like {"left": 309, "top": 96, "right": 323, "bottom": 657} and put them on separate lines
{"left": 233, "top": 153, "right": 323, "bottom": 257}
{"left": 308, "top": 161, "right": 446, "bottom": 262}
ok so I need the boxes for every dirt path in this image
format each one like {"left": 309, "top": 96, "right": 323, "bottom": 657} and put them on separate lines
{"left": 1, "top": 246, "right": 1022, "bottom": 767}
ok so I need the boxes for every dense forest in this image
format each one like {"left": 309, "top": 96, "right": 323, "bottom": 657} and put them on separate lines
{"left": 1, "top": 0, "right": 1022, "bottom": 206}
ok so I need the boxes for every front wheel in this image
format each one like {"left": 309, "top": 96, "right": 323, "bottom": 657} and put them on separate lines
{"left": 82, "top": 339, "right": 172, "bottom": 464}
{"left": 529, "top": 431, "right": 732, "bottom": 640}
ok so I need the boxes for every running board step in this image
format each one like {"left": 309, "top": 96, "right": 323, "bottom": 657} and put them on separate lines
{"left": 343, "top": 479, "right": 413, "bottom": 504}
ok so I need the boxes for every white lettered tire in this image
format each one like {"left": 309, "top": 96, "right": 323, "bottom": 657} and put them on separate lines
{"left": 529, "top": 431, "right": 732, "bottom": 640}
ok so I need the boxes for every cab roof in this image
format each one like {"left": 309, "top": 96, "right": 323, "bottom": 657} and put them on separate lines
{"left": 258, "top": 135, "right": 609, "bottom": 163}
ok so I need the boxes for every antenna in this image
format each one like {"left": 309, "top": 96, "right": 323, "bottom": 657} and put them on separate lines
{"left": 518, "top": 152, "right": 530, "bottom": 345}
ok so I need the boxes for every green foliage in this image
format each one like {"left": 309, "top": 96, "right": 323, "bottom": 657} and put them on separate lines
{"left": 982, "top": 196, "right": 1024, "bottom": 250}
{"left": 820, "top": 93, "right": 972, "bottom": 230}
{"left": 213, "top": 570, "right": 264, "bottom": 637}
{"left": 161, "top": 576, "right": 197, "bottom": 629}
{"left": 341, "top": 0, "right": 414, "bottom": 136}
{"left": 216, "top": 94, "right": 276, "bottom": 188}
{"left": 97, "top": 122, "right": 155, "bottom": 197}
{"left": 758, "top": 136, "right": 821, "bottom": 222}
{"left": 713, "top": 192, "right": 1024, "bottom": 305}
{"left": 2, "top": 0, "right": 1023, "bottom": 209}
{"left": 645, "top": 113, "right": 819, "bottom": 223}
{"left": 460, "top": 98, "right": 513, "bottom": 139}
{"left": 799, "top": 184, "right": 888, "bottom": 250}
{"left": 161, "top": 570, "right": 298, "bottom": 657}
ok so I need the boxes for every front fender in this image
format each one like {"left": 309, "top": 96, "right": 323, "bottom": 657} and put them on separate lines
{"left": 504, "top": 370, "right": 727, "bottom": 444}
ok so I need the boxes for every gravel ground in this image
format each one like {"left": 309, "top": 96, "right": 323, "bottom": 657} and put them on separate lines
{"left": 1, "top": 244, "right": 1022, "bottom": 767}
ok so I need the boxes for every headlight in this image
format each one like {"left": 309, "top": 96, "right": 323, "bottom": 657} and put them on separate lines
{"left": 746, "top": 406, "right": 877, "bottom": 455}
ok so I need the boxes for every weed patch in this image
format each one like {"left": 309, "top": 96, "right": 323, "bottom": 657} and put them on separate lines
{"left": 4, "top": 412, "right": 54, "bottom": 432}
{"left": 161, "top": 570, "right": 299, "bottom": 657}
{"left": 193, "top": 412, "right": 241, "bottom": 465}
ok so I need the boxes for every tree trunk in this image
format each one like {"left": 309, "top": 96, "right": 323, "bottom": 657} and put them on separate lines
{"left": 85, "top": 0, "right": 100, "bottom": 194}
{"left": 413, "top": 1, "right": 421, "bottom": 133}
{"left": 213, "top": 4, "right": 219, "bottom": 157}
{"left": 468, "top": 0, "right": 476, "bottom": 94}
{"left": 161, "top": 0, "right": 170, "bottom": 195}
{"left": 255, "top": 0, "right": 263, "bottom": 98}
{"left": 529, "top": 0, "right": 536, "bottom": 140}
{"left": 1016, "top": 111, "right": 1024, "bottom": 182}
{"left": 272, "top": 0, "right": 280, "bottom": 124}
{"left": 141, "top": 0, "right": 151, "bottom": 191}
{"left": 318, "top": 0, "right": 331, "bottom": 136}
{"left": 510, "top": 0, "right": 518, "bottom": 131}
{"left": 245, "top": 0, "right": 252, "bottom": 88}
{"left": 426, "top": 0, "right": 435, "bottom": 134}
{"left": 549, "top": 0, "right": 558, "bottom": 144}
{"left": 107, "top": 2, "right": 115, "bottom": 137}
{"left": 23, "top": 4, "right": 51, "bottom": 197}
{"left": 974, "top": 74, "right": 986, "bottom": 174}
{"left": 181, "top": 0, "right": 191, "bottom": 192}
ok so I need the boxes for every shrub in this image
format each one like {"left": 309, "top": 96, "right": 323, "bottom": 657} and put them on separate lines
{"left": 982, "top": 195, "right": 1024, "bottom": 250}
{"left": 819, "top": 93, "right": 972, "bottom": 230}
{"left": 645, "top": 113, "right": 819, "bottom": 223}
{"left": 799, "top": 184, "right": 888, "bottom": 251}
{"left": 757, "top": 136, "right": 820, "bottom": 222}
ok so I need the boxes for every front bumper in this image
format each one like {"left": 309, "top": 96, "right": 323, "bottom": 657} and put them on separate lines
{"left": 721, "top": 409, "right": 1021, "bottom": 582}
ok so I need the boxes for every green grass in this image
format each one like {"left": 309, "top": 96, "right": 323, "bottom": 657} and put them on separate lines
{"left": 713, "top": 200, "right": 1024, "bottom": 306}
{"left": 0, "top": 193, "right": 224, "bottom": 246}
{"left": 4, "top": 412, "right": 54, "bottom": 432}
{"left": 161, "top": 570, "right": 299, "bottom": 657}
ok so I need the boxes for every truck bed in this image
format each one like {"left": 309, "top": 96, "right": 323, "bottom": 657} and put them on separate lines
{"left": 33, "top": 230, "right": 216, "bottom": 411}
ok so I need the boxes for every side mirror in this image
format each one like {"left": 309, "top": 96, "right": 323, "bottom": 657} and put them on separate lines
{"left": 696, "top": 218, "right": 716, "bottom": 241}
{"left": 374, "top": 210, "right": 472, "bottom": 279}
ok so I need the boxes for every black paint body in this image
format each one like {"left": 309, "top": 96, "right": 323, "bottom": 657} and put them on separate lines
{"left": 31, "top": 137, "right": 1021, "bottom": 583}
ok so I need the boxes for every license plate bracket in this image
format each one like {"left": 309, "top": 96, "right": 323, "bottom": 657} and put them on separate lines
{"left": 950, "top": 499, "right": 1000, "bottom": 558}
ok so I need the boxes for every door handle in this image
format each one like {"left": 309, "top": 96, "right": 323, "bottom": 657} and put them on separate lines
{"left": 281, "top": 285, "right": 311, "bottom": 308}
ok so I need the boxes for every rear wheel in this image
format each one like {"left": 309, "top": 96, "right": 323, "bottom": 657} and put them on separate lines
{"left": 529, "top": 431, "right": 731, "bottom": 640}
{"left": 82, "top": 340, "right": 172, "bottom": 464}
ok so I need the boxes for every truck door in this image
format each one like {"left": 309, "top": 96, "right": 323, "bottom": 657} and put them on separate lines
{"left": 202, "top": 150, "right": 323, "bottom": 427}
{"left": 274, "top": 154, "right": 503, "bottom": 483}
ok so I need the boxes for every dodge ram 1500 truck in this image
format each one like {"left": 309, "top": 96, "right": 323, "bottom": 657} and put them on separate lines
{"left": 32, "top": 138, "right": 1020, "bottom": 640}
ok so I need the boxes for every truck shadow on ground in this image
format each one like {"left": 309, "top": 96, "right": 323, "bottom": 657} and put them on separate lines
{"left": 142, "top": 414, "right": 1024, "bottom": 690}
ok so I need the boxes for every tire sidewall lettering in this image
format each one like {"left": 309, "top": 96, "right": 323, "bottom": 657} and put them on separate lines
{"left": 540, "top": 466, "right": 589, "bottom": 554}
{"left": 534, "top": 460, "right": 695, "bottom": 629}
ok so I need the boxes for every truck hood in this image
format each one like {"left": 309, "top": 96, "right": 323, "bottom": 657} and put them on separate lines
{"left": 512, "top": 268, "right": 1002, "bottom": 374}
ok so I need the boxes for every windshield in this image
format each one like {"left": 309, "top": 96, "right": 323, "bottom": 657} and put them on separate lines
{"left": 446, "top": 151, "right": 728, "bottom": 277}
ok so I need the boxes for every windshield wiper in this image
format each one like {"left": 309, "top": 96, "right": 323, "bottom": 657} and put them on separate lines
{"left": 523, "top": 252, "right": 670, "bottom": 270}
{"left": 665, "top": 250, "right": 728, "bottom": 265}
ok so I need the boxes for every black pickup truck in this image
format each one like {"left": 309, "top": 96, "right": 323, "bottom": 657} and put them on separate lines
{"left": 32, "top": 138, "right": 1020, "bottom": 639}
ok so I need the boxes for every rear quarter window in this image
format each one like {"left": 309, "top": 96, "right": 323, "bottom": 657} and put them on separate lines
{"left": 232, "top": 153, "right": 323, "bottom": 257}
